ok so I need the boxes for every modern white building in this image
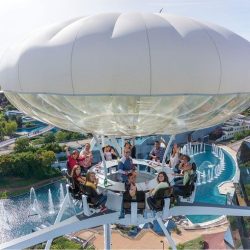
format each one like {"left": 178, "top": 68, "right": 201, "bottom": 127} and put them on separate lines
{"left": 216, "top": 114, "right": 250, "bottom": 141}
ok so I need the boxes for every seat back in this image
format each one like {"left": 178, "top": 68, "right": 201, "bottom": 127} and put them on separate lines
{"left": 179, "top": 172, "right": 197, "bottom": 202}
{"left": 123, "top": 191, "right": 145, "bottom": 212}
{"left": 150, "top": 187, "right": 173, "bottom": 210}
{"left": 66, "top": 175, "right": 83, "bottom": 200}
{"left": 154, "top": 187, "right": 172, "bottom": 200}
{"left": 82, "top": 185, "right": 101, "bottom": 207}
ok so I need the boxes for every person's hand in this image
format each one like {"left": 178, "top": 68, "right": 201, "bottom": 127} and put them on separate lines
{"left": 95, "top": 177, "right": 99, "bottom": 184}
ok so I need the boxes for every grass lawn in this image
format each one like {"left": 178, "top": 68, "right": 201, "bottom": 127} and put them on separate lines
{"left": 176, "top": 237, "right": 205, "bottom": 250}
{"left": 27, "top": 236, "right": 84, "bottom": 249}
{"left": 0, "top": 177, "right": 42, "bottom": 189}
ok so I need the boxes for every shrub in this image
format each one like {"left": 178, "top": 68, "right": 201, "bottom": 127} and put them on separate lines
{"left": 44, "top": 132, "right": 55, "bottom": 143}
{"left": 14, "top": 137, "right": 32, "bottom": 153}
{"left": 0, "top": 150, "right": 59, "bottom": 179}
{"left": 0, "top": 191, "right": 8, "bottom": 199}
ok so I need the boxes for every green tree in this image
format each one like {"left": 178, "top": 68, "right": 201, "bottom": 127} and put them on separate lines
{"left": 44, "top": 132, "right": 55, "bottom": 143}
{"left": 40, "top": 142, "right": 62, "bottom": 153}
{"left": 14, "top": 137, "right": 31, "bottom": 152}
{"left": 4, "top": 104, "right": 15, "bottom": 111}
{"left": 5, "top": 121, "right": 17, "bottom": 137}
{"left": 39, "top": 150, "right": 56, "bottom": 168}
{"left": 0, "top": 121, "right": 5, "bottom": 140}
{"left": 55, "top": 131, "right": 67, "bottom": 142}
{"left": 15, "top": 116, "right": 23, "bottom": 128}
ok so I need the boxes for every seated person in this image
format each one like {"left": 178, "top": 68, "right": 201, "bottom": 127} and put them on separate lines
{"left": 169, "top": 143, "right": 180, "bottom": 168}
{"left": 65, "top": 146, "right": 79, "bottom": 172}
{"left": 173, "top": 163, "right": 194, "bottom": 197}
{"left": 79, "top": 143, "right": 93, "bottom": 173}
{"left": 173, "top": 154, "right": 190, "bottom": 174}
{"left": 85, "top": 172, "right": 107, "bottom": 212}
{"left": 118, "top": 149, "right": 136, "bottom": 182}
{"left": 173, "top": 162, "right": 193, "bottom": 185}
{"left": 104, "top": 145, "right": 113, "bottom": 161}
{"left": 123, "top": 173, "right": 145, "bottom": 213}
{"left": 124, "top": 173, "right": 137, "bottom": 201}
{"left": 149, "top": 140, "right": 167, "bottom": 162}
{"left": 147, "top": 172, "right": 172, "bottom": 210}
{"left": 70, "top": 165, "right": 86, "bottom": 199}
{"left": 71, "top": 165, "right": 86, "bottom": 185}
{"left": 111, "top": 147, "right": 118, "bottom": 160}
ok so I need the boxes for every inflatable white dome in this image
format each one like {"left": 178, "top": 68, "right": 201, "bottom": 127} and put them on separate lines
{"left": 0, "top": 13, "right": 249, "bottom": 136}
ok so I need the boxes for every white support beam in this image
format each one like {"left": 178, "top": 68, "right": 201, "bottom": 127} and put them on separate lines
{"left": 44, "top": 191, "right": 70, "bottom": 249}
{"left": 156, "top": 217, "right": 176, "bottom": 250}
{"left": 0, "top": 212, "right": 120, "bottom": 250}
{"left": 131, "top": 202, "right": 138, "bottom": 225}
{"left": 161, "top": 135, "right": 175, "bottom": 169}
{"left": 82, "top": 194, "right": 92, "bottom": 216}
{"left": 170, "top": 204, "right": 250, "bottom": 217}
{"left": 104, "top": 224, "right": 111, "bottom": 250}
{"left": 93, "top": 134, "right": 108, "bottom": 180}
{"left": 110, "top": 136, "right": 122, "bottom": 156}
{"left": 162, "top": 198, "right": 170, "bottom": 219}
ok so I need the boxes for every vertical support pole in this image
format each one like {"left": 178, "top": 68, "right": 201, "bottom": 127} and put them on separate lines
{"left": 93, "top": 134, "right": 108, "bottom": 180}
{"left": 101, "top": 135, "right": 105, "bottom": 147}
{"left": 103, "top": 224, "right": 111, "bottom": 250}
{"left": 110, "top": 136, "right": 122, "bottom": 156}
{"left": 131, "top": 202, "right": 138, "bottom": 225}
{"left": 44, "top": 191, "right": 70, "bottom": 250}
{"left": 156, "top": 217, "right": 177, "bottom": 250}
{"left": 121, "top": 137, "right": 125, "bottom": 155}
{"left": 161, "top": 135, "right": 175, "bottom": 170}
{"left": 162, "top": 198, "right": 170, "bottom": 219}
{"left": 82, "top": 195, "right": 91, "bottom": 216}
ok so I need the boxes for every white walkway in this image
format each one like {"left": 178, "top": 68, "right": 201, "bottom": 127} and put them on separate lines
{"left": 0, "top": 125, "right": 54, "bottom": 149}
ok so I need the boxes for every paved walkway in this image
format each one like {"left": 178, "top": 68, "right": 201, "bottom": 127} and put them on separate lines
{"left": 227, "top": 136, "right": 250, "bottom": 152}
{"left": 0, "top": 125, "right": 54, "bottom": 149}
{"left": 77, "top": 223, "right": 229, "bottom": 249}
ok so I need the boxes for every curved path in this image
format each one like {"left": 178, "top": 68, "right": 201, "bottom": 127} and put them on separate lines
{"left": 0, "top": 125, "right": 55, "bottom": 149}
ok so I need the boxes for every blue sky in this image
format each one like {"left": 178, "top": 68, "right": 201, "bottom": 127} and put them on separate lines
{"left": 0, "top": 0, "right": 249, "bottom": 58}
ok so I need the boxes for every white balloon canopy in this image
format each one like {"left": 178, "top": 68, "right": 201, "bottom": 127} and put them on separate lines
{"left": 0, "top": 13, "right": 250, "bottom": 136}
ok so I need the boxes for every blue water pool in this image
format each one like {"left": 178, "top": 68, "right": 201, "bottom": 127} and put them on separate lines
{"left": 0, "top": 180, "right": 74, "bottom": 244}
{"left": 16, "top": 121, "right": 47, "bottom": 133}
{"left": 187, "top": 145, "right": 236, "bottom": 224}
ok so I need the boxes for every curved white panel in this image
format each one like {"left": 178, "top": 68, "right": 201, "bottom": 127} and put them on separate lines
{"left": 1, "top": 13, "right": 250, "bottom": 95}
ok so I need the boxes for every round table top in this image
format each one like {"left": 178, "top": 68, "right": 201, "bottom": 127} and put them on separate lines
{"left": 91, "top": 159, "right": 174, "bottom": 192}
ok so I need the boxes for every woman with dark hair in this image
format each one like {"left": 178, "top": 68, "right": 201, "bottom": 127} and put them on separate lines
{"left": 150, "top": 172, "right": 170, "bottom": 195}
{"left": 70, "top": 165, "right": 86, "bottom": 194}
{"left": 147, "top": 172, "right": 171, "bottom": 210}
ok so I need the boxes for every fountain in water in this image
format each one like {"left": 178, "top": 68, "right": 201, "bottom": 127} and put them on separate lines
{"left": 59, "top": 184, "right": 65, "bottom": 207}
{"left": 207, "top": 169, "right": 211, "bottom": 182}
{"left": 197, "top": 171, "right": 201, "bottom": 185}
{"left": 48, "top": 189, "right": 55, "bottom": 214}
{"left": 186, "top": 142, "right": 205, "bottom": 157}
{"left": 0, "top": 201, "right": 11, "bottom": 231}
{"left": 30, "top": 187, "right": 37, "bottom": 203}
{"left": 202, "top": 170, "right": 206, "bottom": 184}
{"left": 29, "top": 187, "right": 42, "bottom": 216}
